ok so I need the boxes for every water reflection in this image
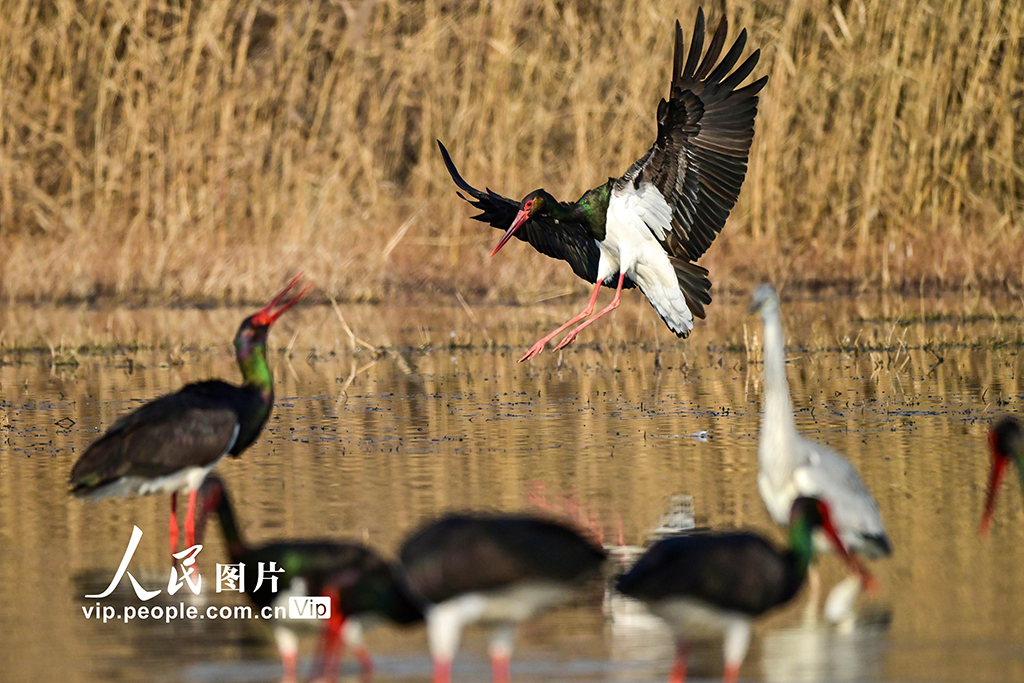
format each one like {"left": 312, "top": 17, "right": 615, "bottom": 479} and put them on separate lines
{"left": 2, "top": 294, "right": 1024, "bottom": 682}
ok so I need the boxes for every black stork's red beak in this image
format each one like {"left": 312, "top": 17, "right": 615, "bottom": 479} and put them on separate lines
{"left": 816, "top": 499, "right": 879, "bottom": 594}
{"left": 251, "top": 274, "right": 312, "bottom": 327}
{"left": 980, "top": 429, "right": 1009, "bottom": 536}
{"left": 490, "top": 209, "right": 531, "bottom": 257}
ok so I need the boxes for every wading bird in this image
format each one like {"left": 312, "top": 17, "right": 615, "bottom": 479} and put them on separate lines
{"left": 439, "top": 9, "right": 767, "bottom": 361}
{"left": 69, "top": 275, "right": 310, "bottom": 556}
{"left": 750, "top": 284, "right": 891, "bottom": 621}
{"left": 197, "top": 476, "right": 423, "bottom": 683}
{"left": 399, "top": 512, "right": 607, "bottom": 683}
{"left": 616, "top": 498, "right": 874, "bottom": 683}
{"left": 979, "top": 416, "right": 1024, "bottom": 535}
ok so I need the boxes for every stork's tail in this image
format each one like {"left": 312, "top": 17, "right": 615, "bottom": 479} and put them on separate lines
{"left": 670, "top": 258, "right": 712, "bottom": 323}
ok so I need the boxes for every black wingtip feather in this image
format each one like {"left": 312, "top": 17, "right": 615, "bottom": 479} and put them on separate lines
{"left": 718, "top": 49, "right": 761, "bottom": 93}
{"left": 694, "top": 14, "right": 729, "bottom": 82}
{"left": 680, "top": 10, "right": 705, "bottom": 83}
{"left": 705, "top": 28, "right": 747, "bottom": 85}
{"left": 673, "top": 19, "right": 686, "bottom": 84}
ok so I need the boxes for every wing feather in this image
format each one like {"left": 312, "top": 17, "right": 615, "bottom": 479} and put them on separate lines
{"left": 69, "top": 386, "right": 240, "bottom": 494}
{"left": 617, "top": 10, "right": 767, "bottom": 263}
{"left": 438, "top": 141, "right": 602, "bottom": 283}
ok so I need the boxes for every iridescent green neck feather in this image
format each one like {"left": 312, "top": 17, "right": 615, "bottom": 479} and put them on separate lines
{"left": 787, "top": 513, "right": 817, "bottom": 577}
{"left": 235, "top": 328, "right": 274, "bottom": 399}
{"left": 573, "top": 181, "right": 613, "bottom": 240}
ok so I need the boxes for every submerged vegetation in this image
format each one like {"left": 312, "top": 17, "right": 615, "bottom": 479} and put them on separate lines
{"left": 1, "top": 0, "right": 1022, "bottom": 304}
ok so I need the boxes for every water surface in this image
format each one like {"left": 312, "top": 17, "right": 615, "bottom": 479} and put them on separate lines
{"left": 2, "top": 292, "right": 1023, "bottom": 682}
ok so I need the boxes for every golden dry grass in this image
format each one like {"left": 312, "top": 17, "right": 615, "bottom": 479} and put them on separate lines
{"left": 1, "top": 0, "right": 1022, "bottom": 304}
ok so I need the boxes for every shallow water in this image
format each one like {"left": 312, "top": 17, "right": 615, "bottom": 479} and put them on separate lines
{"left": 2, "top": 292, "right": 1024, "bottom": 683}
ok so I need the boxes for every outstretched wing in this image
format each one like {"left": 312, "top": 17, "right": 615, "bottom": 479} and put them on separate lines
{"left": 616, "top": 10, "right": 768, "bottom": 263}
{"left": 437, "top": 140, "right": 603, "bottom": 283}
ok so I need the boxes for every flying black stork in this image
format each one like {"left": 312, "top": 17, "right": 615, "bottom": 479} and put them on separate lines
{"left": 399, "top": 512, "right": 607, "bottom": 683}
{"left": 979, "top": 416, "right": 1024, "bottom": 535}
{"left": 750, "top": 284, "right": 891, "bottom": 621}
{"left": 439, "top": 9, "right": 767, "bottom": 361}
{"left": 615, "top": 498, "right": 876, "bottom": 683}
{"left": 197, "top": 476, "right": 423, "bottom": 683}
{"left": 69, "top": 274, "right": 310, "bottom": 556}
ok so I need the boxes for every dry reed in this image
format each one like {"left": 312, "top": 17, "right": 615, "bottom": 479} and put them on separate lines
{"left": 1, "top": 0, "right": 1022, "bottom": 304}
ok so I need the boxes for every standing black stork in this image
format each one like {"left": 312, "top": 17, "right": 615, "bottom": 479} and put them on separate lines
{"left": 69, "top": 274, "right": 309, "bottom": 556}
{"left": 615, "top": 498, "right": 876, "bottom": 683}
{"left": 439, "top": 9, "right": 767, "bottom": 361}
{"left": 399, "top": 512, "right": 607, "bottom": 683}
{"left": 979, "top": 416, "right": 1024, "bottom": 535}
{"left": 197, "top": 476, "right": 423, "bottom": 683}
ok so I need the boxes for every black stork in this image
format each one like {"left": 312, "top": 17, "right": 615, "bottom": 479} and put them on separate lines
{"left": 69, "top": 274, "right": 310, "bottom": 556}
{"left": 439, "top": 9, "right": 767, "bottom": 361}
{"left": 979, "top": 416, "right": 1024, "bottom": 535}
{"left": 197, "top": 476, "right": 423, "bottom": 683}
{"left": 615, "top": 498, "right": 876, "bottom": 683}
{"left": 399, "top": 512, "right": 607, "bottom": 683}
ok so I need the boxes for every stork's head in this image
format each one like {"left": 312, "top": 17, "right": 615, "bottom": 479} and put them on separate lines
{"left": 980, "top": 417, "right": 1024, "bottom": 536}
{"left": 490, "top": 190, "right": 551, "bottom": 257}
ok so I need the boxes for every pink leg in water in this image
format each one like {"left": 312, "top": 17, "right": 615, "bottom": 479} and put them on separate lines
{"left": 490, "top": 653, "right": 511, "bottom": 683}
{"left": 168, "top": 492, "right": 179, "bottom": 558}
{"left": 519, "top": 279, "right": 604, "bottom": 362}
{"left": 554, "top": 273, "right": 626, "bottom": 351}
{"left": 723, "top": 662, "right": 740, "bottom": 683}
{"left": 313, "top": 590, "right": 346, "bottom": 683}
{"left": 432, "top": 659, "right": 452, "bottom": 683}
{"left": 354, "top": 644, "right": 374, "bottom": 682}
{"left": 280, "top": 650, "right": 299, "bottom": 683}
{"left": 669, "top": 641, "right": 689, "bottom": 683}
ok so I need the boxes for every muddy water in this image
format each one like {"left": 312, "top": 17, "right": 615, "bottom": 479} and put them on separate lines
{"left": 1, "top": 293, "right": 1023, "bottom": 683}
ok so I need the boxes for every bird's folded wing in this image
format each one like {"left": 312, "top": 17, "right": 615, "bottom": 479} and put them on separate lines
{"left": 69, "top": 392, "right": 240, "bottom": 492}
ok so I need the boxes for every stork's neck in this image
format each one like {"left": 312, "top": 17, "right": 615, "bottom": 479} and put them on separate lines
{"left": 572, "top": 181, "right": 612, "bottom": 240}
{"left": 237, "top": 342, "right": 274, "bottom": 401}
{"left": 784, "top": 514, "right": 817, "bottom": 585}
{"left": 759, "top": 307, "right": 798, "bottom": 478}
{"left": 214, "top": 492, "right": 248, "bottom": 563}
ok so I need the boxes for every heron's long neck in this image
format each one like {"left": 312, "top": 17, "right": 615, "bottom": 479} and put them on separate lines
{"left": 759, "top": 308, "right": 799, "bottom": 479}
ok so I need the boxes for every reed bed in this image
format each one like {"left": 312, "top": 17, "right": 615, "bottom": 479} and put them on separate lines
{"left": 1, "top": 0, "right": 1022, "bottom": 304}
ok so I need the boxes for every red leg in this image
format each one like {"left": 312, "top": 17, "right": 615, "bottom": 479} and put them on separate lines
{"left": 354, "top": 644, "right": 374, "bottom": 682}
{"left": 669, "top": 641, "right": 689, "bottom": 683}
{"left": 723, "top": 662, "right": 740, "bottom": 683}
{"left": 314, "top": 591, "right": 346, "bottom": 683}
{"left": 490, "top": 653, "right": 511, "bottom": 683}
{"left": 555, "top": 273, "right": 626, "bottom": 350}
{"left": 280, "top": 650, "right": 298, "bottom": 683}
{"left": 432, "top": 659, "right": 452, "bottom": 683}
{"left": 518, "top": 279, "right": 603, "bottom": 362}
{"left": 184, "top": 489, "right": 198, "bottom": 548}
{"left": 169, "top": 492, "right": 179, "bottom": 558}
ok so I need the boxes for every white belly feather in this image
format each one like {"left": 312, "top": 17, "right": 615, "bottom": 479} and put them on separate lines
{"left": 605, "top": 184, "right": 695, "bottom": 335}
